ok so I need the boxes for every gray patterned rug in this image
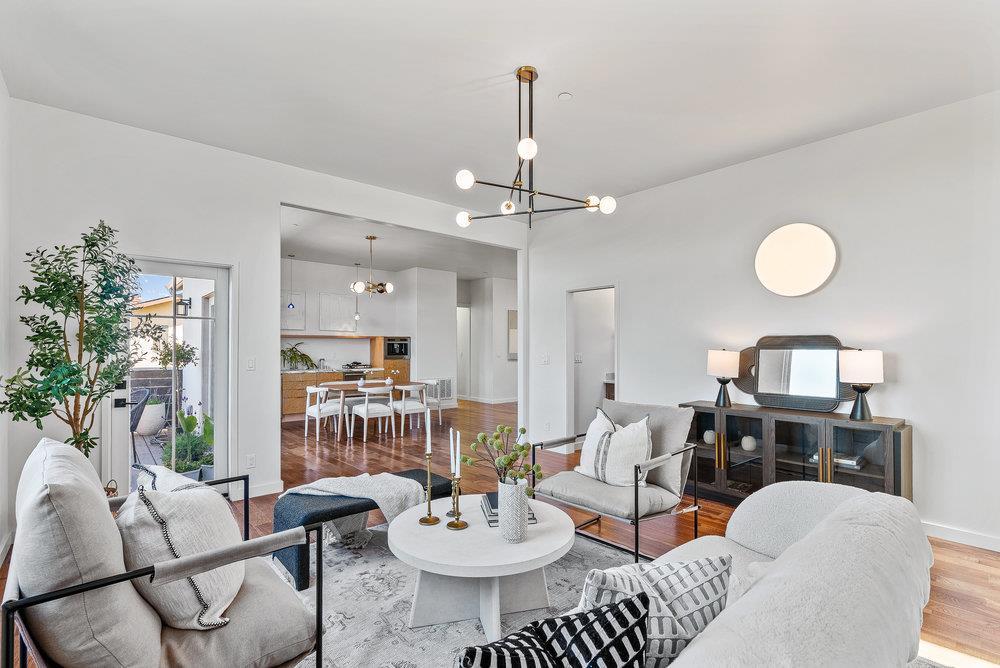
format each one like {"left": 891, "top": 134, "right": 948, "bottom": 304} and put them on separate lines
{"left": 276, "top": 525, "right": 628, "bottom": 668}
{"left": 274, "top": 529, "right": 953, "bottom": 668}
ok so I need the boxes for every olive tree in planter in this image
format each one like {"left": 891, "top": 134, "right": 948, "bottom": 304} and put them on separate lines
{"left": 0, "top": 222, "right": 163, "bottom": 456}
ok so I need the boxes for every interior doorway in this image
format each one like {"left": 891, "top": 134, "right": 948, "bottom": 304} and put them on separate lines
{"left": 568, "top": 287, "right": 616, "bottom": 433}
{"left": 456, "top": 305, "right": 471, "bottom": 399}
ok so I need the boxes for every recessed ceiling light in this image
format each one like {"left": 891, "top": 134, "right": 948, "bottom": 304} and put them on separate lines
{"left": 557, "top": 92, "right": 573, "bottom": 101}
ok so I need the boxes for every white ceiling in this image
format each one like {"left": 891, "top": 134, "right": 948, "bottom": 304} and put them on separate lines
{"left": 2, "top": 2, "right": 999, "bottom": 217}
{"left": 280, "top": 206, "right": 516, "bottom": 280}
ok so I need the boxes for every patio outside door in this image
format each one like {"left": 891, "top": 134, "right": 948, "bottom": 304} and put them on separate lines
{"left": 108, "top": 260, "right": 230, "bottom": 490}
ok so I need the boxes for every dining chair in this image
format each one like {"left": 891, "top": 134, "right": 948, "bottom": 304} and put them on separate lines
{"left": 350, "top": 386, "right": 396, "bottom": 442}
{"left": 392, "top": 383, "right": 427, "bottom": 436}
{"left": 415, "top": 379, "right": 443, "bottom": 425}
{"left": 304, "top": 386, "right": 339, "bottom": 442}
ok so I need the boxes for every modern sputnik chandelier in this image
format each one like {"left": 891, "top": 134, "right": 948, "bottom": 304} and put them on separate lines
{"left": 349, "top": 235, "right": 394, "bottom": 296}
{"left": 454, "top": 65, "right": 616, "bottom": 229}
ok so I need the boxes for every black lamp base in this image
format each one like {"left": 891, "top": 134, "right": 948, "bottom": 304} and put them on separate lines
{"left": 715, "top": 378, "right": 732, "bottom": 408}
{"left": 849, "top": 384, "right": 873, "bottom": 421}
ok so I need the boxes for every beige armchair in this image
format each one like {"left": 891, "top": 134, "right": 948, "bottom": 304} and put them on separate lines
{"left": 532, "top": 399, "right": 699, "bottom": 562}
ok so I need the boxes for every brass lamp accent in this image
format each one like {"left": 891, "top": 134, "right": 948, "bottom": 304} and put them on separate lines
{"left": 349, "top": 236, "right": 394, "bottom": 296}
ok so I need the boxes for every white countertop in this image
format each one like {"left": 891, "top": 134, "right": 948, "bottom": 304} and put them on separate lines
{"left": 281, "top": 367, "right": 384, "bottom": 374}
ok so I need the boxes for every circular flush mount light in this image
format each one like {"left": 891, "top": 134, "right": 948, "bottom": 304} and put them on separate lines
{"left": 557, "top": 91, "right": 573, "bottom": 101}
{"left": 754, "top": 223, "right": 836, "bottom": 297}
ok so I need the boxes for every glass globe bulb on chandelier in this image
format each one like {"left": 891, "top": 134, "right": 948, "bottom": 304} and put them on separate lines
{"left": 452, "top": 65, "right": 616, "bottom": 229}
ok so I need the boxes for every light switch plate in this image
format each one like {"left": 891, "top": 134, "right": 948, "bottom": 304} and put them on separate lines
{"left": 574, "top": 353, "right": 583, "bottom": 363}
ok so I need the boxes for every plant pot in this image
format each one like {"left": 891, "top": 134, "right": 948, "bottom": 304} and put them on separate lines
{"left": 180, "top": 468, "right": 201, "bottom": 481}
{"left": 498, "top": 478, "right": 529, "bottom": 544}
{"left": 136, "top": 403, "right": 167, "bottom": 436}
{"left": 200, "top": 464, "right": 215, "bottom": 481}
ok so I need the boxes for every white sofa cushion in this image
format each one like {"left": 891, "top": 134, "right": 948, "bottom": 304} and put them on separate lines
{"left": 653, "top": 534, "right": 772, "bottom": 603}
{"left": 671, "top": 492, "right": 932, "bottom": 667}
{"left": 12, "top": 439, "right": 162, "bottom": 667}
{"left": 724, "top": 480, "right": 866, "bottom": 559}
{"left": 536, "top": 470, "right": 679, "bottom": 519}
{"left": 117, "top": 484, "right": 244, "bottom": 629}
{"left": 581, "top": 557, "right": 731, "bottom": 666}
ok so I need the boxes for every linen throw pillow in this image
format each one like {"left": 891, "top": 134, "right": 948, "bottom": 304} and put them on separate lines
{"left": 116, "top": 484, "right": 244, "bottom": 629}
{"left": 575, "top": 408, "right": 619, "bottom": 477}
{"left": 531, "top": 593, "right": 649, "bottom": 668}
{"left": 581, "top": 557, "right": 731, "bottom": 667}
{"left": 454, "top": 628, "right": 557, "bottom": 668}
{"left": 576, "top": 415, "right": 653, "bottom": 487}
{"left": 132, "top": 463, "right": 206, "bottom": 492}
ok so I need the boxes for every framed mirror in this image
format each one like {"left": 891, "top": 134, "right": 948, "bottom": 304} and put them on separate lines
{"left": 732, "top": 335, "right": 856, "bottom": 412}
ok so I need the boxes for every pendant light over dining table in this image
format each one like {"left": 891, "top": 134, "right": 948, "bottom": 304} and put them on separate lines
{"left": 349, "top": 235, "right": 394, "bottom": 296}
{"left": 454, "top": 65, "right": 616, "bottom": 229}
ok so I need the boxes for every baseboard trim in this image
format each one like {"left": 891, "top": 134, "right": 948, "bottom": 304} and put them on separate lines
{"left": 250, "top": 479, "right": 284, "bottom": 498}
{"left": 923, "top": 521, "right": 1000, "bottom": 553}
{"left": 465, "top": 396, "right": 518, "bottom": 405}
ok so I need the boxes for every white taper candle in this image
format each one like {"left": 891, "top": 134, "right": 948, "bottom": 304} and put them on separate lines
{"left": 425, "top": 409, "right": 432, "bottom": 454}
{"left": 449, "top": 428, "right": 455, "bottom": 475}
{"left": 456, "top": 431, "right": 461, "bottom": 476}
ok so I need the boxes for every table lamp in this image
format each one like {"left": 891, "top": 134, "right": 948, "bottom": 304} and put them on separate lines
{"left": 839, "top": 349, "right": 883, "bottom": 421}
{"left": 707, "top": 349, "right": 740, "bottom": 408}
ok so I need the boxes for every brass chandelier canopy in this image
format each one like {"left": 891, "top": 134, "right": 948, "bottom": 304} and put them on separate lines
{"left": 349, "top": 236, "right": 394, "bottom": 296}
{"left": 454, "top": 65, "right": 616, "bottom": 229}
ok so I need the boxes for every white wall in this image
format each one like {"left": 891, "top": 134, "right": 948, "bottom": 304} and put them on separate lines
{"left": 456, "top": 279, "right": 472, "bottom": 306}
{"left": 0, "top": 69, "right": 12, "bottom": 557}
{"left": 468, "top": 277, "right": 518, "bottom": 404}
{"left": 528, "top": 91, "right": 1000, "bottom": 551}
{"left": 570, "top": 288, "right": 616, "bottom": 433}
{"left": 410, "top": 268, "right": 459, "bottom": 385}
{"left": 7, "top": 100, "right": 526, "bottom": 518}
{"left": 456, "top": 306, "right": 471, "bottom": 398}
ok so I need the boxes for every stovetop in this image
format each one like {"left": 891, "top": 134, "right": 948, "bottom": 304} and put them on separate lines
{"left": 342, "top": 362, "right": 372, "bottom": 369}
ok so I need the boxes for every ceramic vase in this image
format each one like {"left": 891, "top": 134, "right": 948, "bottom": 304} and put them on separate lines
{"left": 703, "top": 429, "right": 716, "bottom": 444}
{"left": 498, "top": 478, "right": 529, "bottom": 544}
{"left": 136, "top": 403, "right": 166, "bottom": 436}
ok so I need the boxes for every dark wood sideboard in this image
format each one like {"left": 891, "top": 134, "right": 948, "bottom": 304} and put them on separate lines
{"left": 680, "top": 400, "right": 912, "bottom": 503}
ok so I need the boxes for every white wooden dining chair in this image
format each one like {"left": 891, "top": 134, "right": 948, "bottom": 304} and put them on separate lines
{"left": 415, "top": 379, "right": 443, "bottom": 425}
{"left": 392, "top": 383, "right": 427, "bottom": 436}
{"left": 349, "top": 385, "right": 396, "bottom": 442}
{"left": 304, "top": 386, "right": 339, "bottom": 442}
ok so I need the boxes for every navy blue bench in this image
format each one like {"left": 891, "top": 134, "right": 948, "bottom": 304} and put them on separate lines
{"left": 273, "top": 469, "right": 453, "bottom": 590}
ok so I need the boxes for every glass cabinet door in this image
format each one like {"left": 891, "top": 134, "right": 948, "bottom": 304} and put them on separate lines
{"left": 685, "top": 409, "right": 721, "bottom": 491}
{"left": 824, "top": 425, "right": 890, "bottom": 493}
{"left": 773, "top": 418, "right": 822, "bottom": 483}
{"left": 722, "top": 413, "right": 765, "bottom": 497}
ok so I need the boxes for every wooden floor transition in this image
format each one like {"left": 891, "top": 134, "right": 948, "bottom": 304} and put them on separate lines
{"left": 3, "top": 399, "right": 998, "bottom": 664}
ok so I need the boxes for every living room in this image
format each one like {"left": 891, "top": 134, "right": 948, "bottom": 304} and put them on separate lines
{"left": 1, "top": 3, "right": 998, "bottom": 667}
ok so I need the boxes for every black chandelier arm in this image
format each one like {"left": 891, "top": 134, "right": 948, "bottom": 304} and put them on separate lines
{"left": 474, "top": 179, "right": 588, "bottom": 205}
{"left": 469, "top": 204, "right": 590, "bottom": 221}
{"left": 509, "top": 159, "right": 524, "bottom": 202}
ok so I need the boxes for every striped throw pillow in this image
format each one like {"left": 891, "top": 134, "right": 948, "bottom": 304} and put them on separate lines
{"left": 581, "top": 557, "right": 731, "bottom": 667}
{"left": 531, "top": 593, "right": 649, "bottom": 668}
{"left": 576, "top": 409, "right": 619, "bottom": 478}
{"left": 454, "top": 628, "right": 557, "bottom": 668}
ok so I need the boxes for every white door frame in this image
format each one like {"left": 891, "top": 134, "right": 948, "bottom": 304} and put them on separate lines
{"left": 564, "top": 284, "right": 619, "bottom": 442}
{"left": 102, "top": 258, "right": 235, "bottom": 490}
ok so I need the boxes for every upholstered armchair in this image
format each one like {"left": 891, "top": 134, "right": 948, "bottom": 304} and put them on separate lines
{"left": 532, "top": 399, "right": 699, "bottom": 562}
{"left": 2, "top": 440, "right": 324, "bottom": 667}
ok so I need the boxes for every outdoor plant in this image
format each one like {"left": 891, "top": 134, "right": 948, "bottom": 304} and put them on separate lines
{"left": 280, "top": 342, "right": 317, "bottom": 370}
{"left": 153, "top": 339, "right": 199, "bottom": 369}
{"left": 162, "top": 433, "right": 207, "bottom": 474}
{"left": 146, "top": 395, "right": 165, "bottom": 405}
{"left": 461, "top": 425, "right": 542, "bottom": 495}
{"left": 0, "top": 222, "right": 163, "bottom": 455}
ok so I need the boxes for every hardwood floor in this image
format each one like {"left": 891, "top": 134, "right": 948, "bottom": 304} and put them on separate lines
{"left": 3, "top": 399, "right": 998, "bottom": 664}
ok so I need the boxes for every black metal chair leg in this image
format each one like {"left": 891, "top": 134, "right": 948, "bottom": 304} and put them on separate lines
{"left": 315, "top": 528, "right": 323, "bottom": 667}
{"left": 2, "top": 603, "right": 15, "bottom": 668}
{"left": 633, "top": 520, "right": 640, "bottom": 564}
{"left": 17, "top": 638, "right": 25, "bottom": 668}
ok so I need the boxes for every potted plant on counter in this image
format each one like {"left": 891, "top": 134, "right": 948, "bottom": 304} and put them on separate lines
{"left": 461, "top": 425, "right": 542, "bottom": 544}
{"left": 280, "top": 342, "right": 317, "bottom": 371}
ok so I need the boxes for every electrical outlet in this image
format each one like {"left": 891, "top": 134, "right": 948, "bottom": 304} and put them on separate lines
{"left": 539, "top": 354, "right": 550, "bottom": 365}
{"left": 574, "top": 353, "right": 583, "bottom": 364}
{"left": 247, "top": 358, "right": 256, "bottom": 371}
{"left": 246, "top": 454, "right": 256, "bottom": 469}
{"left": 544, "top": 422, "right": 551, "bottom": 432}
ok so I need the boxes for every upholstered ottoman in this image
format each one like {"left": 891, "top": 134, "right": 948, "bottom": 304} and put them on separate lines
{"left": 273, "top": 469, "right": 452, "bottom": 590}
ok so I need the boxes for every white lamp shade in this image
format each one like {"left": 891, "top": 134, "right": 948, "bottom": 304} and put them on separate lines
{"left": 707, "top": 349, "right": 740, "bottom": 378}
{"left": 839, "top": 349, "right": 883, "bottom": 384}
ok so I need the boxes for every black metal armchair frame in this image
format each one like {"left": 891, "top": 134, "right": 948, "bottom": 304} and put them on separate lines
{"left": 2, "top": 475, "right": 326, "bottom": 668}
{"left": 531, "top": 435, "right": 700, "bottom": 563}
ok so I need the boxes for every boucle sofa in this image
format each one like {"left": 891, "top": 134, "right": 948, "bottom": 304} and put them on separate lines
{"left": 660, "top": 481, "right": 933, "bottom": 667}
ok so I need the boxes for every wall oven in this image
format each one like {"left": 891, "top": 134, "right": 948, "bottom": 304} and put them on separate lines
{"left": 385, "top": 337, "right": 410, "bottom": 360}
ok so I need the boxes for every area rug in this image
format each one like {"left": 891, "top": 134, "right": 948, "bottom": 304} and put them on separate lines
{"left": 275, "top": 525, "right": 627, "bottom": 668}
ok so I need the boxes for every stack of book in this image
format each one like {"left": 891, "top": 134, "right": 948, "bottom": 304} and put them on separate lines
{"left": 808, "top": 452, "right": 865, "bottom": 470}
{"left": 481, "top": 492, "right": 538, "bottom": 527}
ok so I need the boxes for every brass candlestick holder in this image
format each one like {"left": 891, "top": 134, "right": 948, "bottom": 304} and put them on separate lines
{"left": 418, "top": 452, "right": 440, "bottom": 526}
{"left": 446, "top": 476, "right": 468, "bottom": 530}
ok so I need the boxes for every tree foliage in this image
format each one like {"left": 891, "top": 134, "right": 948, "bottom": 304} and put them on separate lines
{"left": 0, "top": 222, "right": 164, "bottom": 455}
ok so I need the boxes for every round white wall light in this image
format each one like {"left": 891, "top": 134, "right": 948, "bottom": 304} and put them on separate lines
{"left": 754, "top": 223, "right": 836, "bottom": 297}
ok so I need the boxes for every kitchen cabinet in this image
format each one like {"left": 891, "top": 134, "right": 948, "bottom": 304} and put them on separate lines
{"left": 281, "top": 370, "right": 343, "bottom": 417}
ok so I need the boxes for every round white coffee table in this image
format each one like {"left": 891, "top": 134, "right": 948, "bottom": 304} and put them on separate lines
{"left": 388, "top": 494, "right": 574, "bottom": 642}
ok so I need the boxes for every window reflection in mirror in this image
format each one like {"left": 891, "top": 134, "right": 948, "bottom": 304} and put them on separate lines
{"left": 756, "top": 348, "right": 838, "bottom": 398}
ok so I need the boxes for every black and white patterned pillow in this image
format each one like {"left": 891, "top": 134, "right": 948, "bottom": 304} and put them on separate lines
{"left": 581, "top": 557, "right": 731, "bottom": 667}
{"left": 454, "top": 628, "right": 557, "bottom": 668}
{"left": 531, "top": 593, "right": 649, "bottom": 668}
